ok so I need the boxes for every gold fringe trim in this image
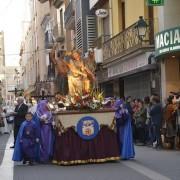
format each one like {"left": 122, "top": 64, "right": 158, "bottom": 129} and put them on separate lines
{"left": 52, "top": 156, "right": 120, "bottom": 165}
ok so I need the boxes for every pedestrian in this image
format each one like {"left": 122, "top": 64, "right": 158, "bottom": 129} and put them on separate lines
{"left": 10, "top": 97, "right": 28, "bottom": 148}
{"left": 150, "top": 95, "right": 163, "bottom": 149}
{"left": 163, "top": 96, "right": 176, "bottom": 149}
{"left": 0, "top": 108, "right": 10, "bottom": 134}
{"left": 125, "top": 96, "right": 133, "bottom": 118}
{"left": 0, "top": 108, "right": 5, "bottom": 135}
{"left": 175, "top": 95, "right": 180, "bottom": 149}
{"left": 12, "top": 112, "right": 39, "bottom": 165}
{"left": 134, "top": 100, "right": 146, "bottom": 145}
{"left": 133, "top": 99, "right": 140, "bottom": 114}
{"left": 144, "top": 96, "right": 151, "bottom": 145}
{"left": 6, "top": 106, "right": 15, "bottom": 133}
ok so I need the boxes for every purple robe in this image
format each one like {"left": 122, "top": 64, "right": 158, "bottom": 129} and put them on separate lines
{"left": 12, "top": 120, "right": 39, "bottom": 162}
{"left": 36, "top": 100, "right": 54, "bottom": 162}
{"left": 21, "top": 121, "right": 39, "bottom": 161}
{"left": 114, "top": 99, "right": 135, "bottom": 159}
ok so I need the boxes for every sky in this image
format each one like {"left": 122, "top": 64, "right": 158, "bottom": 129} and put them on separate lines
{"left": 0, "top": 0, "right": 30, "bottom": 66}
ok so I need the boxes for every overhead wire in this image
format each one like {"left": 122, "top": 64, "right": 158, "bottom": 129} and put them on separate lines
{"left": 1, "top": 48, "right": 49, "bottom": 56}
{"left": 1, "top": 38, "right": 75, "bottom": 56}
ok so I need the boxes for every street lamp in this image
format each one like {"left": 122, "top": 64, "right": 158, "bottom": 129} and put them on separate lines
{"left": 136, "top": 16, "right": 147, "bottom": 40}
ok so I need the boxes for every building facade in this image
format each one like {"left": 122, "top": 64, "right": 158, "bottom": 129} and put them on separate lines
{"left": 4, "top": 66, "right": 20, "bottom": 106}
{"left": 0, "top": 31, "right": 6, "bottom": 103}
{"left": 22, "top": 0, "right": 179, "bottom": 101}
{"left": 39, "top": 0, "right": 68, "bottom": 95}
{"left": 91, "top": 0, "right": 160, "bottom": 99}
{"left": 21, "top": 0, "right": 56, "bottom": 98}
{"left": 64, "top": 0, "right": 75, "bottom": 51}
{"left": 155, "top": 0, "right": 180, "bottom": 102}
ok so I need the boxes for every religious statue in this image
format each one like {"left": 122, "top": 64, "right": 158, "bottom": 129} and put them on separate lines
{"left": 50, "top": 47, "right": 96, "bottom": 103}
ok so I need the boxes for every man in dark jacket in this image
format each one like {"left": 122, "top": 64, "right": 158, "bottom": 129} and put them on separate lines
{"left": 150, "top": 96, "right": 163, "bottom": 148}
{"left": 10, "top": 97, "right": 28, "bottom": 148}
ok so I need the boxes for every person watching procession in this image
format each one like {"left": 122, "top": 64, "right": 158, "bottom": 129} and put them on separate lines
{"left": 10, "top": 97, "right": 28, "bottom": 148}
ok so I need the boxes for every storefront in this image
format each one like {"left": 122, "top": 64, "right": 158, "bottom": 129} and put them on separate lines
{"left": 99, "top": 51, "right": 160, "bottom": 99}
{"left": 155, "top": 26, "right": 180, "bottom": 102}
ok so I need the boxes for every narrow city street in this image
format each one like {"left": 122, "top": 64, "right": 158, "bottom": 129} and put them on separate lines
{"left": 0, "top": 0, "right": 180, "bottom": 180}
{"left": 0, "top": 134, "right": 180, "bottom": 180}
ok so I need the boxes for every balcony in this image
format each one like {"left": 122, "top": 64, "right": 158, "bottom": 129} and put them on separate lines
{"left": 64, "top": 0, "right": 75, "bottom": 30}
{"left": 94, "top": 35, "right": 111, "bottom": 49}
{"left": 53, "top": 23, "right": 65, "bottom": 43}
{"left": 53, "top": 0, "right": 64, "bottom": 9}
{"left": 45, "top": 30, "right": 54, "bottom": 49}
{"left": 38, "top": 0, "right": 48, "bottom": 3}
{"left": 103, "top": 19, "right": 154, "bottom": 64}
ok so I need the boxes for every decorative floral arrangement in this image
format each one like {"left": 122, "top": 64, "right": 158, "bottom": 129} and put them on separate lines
{"left": 54, "top": 89, "right": 106, "bottom": 111}
{"left": 73, "top": 89, "right": 104, "bottom": 110}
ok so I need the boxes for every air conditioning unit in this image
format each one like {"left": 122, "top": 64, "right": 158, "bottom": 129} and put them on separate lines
{"left": 94, "top": 48, "right": 103, "bottom": 64}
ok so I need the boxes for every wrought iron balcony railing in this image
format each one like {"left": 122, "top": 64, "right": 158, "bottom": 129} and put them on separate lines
{"left": 64, "top": 0, "right": 75, "bottom": 29}
{"left": 94, "top": 35, "right": 111, "bottom": 49}
{"left": 103, "top": 19, "right": 154, "bottom": 63}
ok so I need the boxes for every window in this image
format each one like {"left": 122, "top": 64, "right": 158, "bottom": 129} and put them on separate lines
{"left": 121, "top": 1, "right": 125, "bottom": 30}
{"left": 60, "top": 9, "right": 64, "bottom": 36}
{"left": 102, "top": 15, "right": 110, "bottom": 41}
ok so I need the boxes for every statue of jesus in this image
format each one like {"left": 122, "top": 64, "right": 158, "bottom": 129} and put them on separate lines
{"left": 50, "top": 47, "right": 95, "bottom": 103}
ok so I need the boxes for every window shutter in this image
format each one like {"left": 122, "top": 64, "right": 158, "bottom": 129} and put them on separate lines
{"left": 76, "top": 18, "right": 83, "bottom": 50}
{"left": 86, "top": 15, "right": 97, "bottom": 49}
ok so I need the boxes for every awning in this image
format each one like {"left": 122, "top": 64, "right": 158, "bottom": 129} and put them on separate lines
{"left": 97, "top": 64, "right": 157, "bottom": 83}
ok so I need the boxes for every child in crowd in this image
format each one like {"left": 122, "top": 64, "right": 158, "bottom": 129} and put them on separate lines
{"left": 12, "top": 112, "right": 39, "bottom": 165}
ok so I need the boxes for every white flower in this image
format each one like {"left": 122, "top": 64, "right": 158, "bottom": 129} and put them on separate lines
{"left": 93, "top": 99, "right": 100, "bottom": 103}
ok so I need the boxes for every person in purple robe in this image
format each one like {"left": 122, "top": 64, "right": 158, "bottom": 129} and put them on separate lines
{"left": 35, "top": 100, "right": 54, "bottom": 163}
{"left": 12, "top": 112, "right": 39, "bottom": 165}
{"left": 114, "top": 99, "right": 135, "bottom": 160}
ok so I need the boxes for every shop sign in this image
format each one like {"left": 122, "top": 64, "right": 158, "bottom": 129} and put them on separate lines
{"left": 108, "top": 53, "right": 150, "bottom": 78}
{"left": 155, "top": 27, "right": 180, "bottom": 57}
{"left": 147, "top": 0, "right": 164, "bottom": 6}
{"left": 76, "top": 116, "right": 100, "bottom": 140}
{"left": 95, "top": 9, "right": 108, "bottom": 18}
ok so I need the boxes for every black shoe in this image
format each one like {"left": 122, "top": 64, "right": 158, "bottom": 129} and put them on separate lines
{"left": 10, "top": 145, "right": 15, "bottom": 149}
{"left": 23, "top": 160, "right": 27, "bottom": 165}
{"left": 29, "top": 161, "right": 34, "bottom": 166}
{"left": 4, "top": 132, "right": 10, "bottom": 134}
